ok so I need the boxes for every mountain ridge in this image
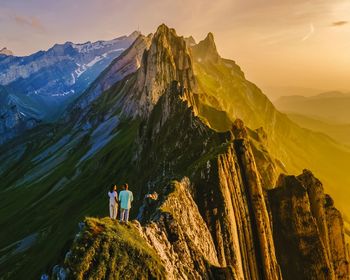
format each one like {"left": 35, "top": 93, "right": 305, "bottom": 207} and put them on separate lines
{"left": 0, "top": 24, "right": 349, "bottom": 279}
{"left": 274, "top": 93, "right": 350, "bottom": 124}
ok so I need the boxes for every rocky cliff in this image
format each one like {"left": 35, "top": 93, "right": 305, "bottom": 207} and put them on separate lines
{"left": 269, "top": 171, "right": 350, "bottom": 280}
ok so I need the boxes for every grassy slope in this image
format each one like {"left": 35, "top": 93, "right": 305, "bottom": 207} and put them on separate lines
{"left": 64, "top": 217, "right": 165, "bottom": 280}
{"left": 192, "top": 57, "right": 350, "bottom": 218}
{"left": 0, "top": 78, "right": 139, "bottom": 279}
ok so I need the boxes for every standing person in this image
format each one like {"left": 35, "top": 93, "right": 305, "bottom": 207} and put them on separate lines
{"left": 108, "top": 185, "right": 118, "bottom": 220}
{"left": 119, "top": 183, "right": 133, "bottom": 224}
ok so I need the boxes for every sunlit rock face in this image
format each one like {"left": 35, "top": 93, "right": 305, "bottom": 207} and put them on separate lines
{"left": 268, "top": 170, "right": 350, "bottom": 280}
{"left": 121, "top": 24, "right": 196, "bottom": 118}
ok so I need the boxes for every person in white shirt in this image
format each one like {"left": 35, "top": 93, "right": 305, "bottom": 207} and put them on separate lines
{"left": 119, "top": 183, "right": 133, "bottom": 224}
{"left": 108, "top": 185, "right": 118, "bottom": 219}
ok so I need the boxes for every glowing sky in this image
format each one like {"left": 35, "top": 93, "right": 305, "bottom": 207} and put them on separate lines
{"left": 1, "top": 0, "right": 350, "bottom": 98}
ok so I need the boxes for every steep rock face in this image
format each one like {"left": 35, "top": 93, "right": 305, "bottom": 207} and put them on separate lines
{"left": 191, "top": 32, "right": 220, "bottom": 63}
{"left": 232, "top": 120, "right": 282, "bottom": 279}
{"left": 139, "top": 178, "right": 233, "bottom": 280}
{"left": 325, "top": 195, "right": 350, "bottom": 279}
{"left": 248, "top": 127, "right": 281, "bottom": 189}
{"left": 298, "top": 170, "right": 333, "bottom": 268}
{"left": 122, "top": 24, "right": 196, "bottom": 117}
{"left": 268, "top": 171, "right": 350, "bottom": 280}
{"left": 192, "top": 120, "right": 282, "bottom": 280}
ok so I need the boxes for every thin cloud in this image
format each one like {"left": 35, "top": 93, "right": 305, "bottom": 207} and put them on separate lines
{"left": 332, "top": 21, "right": 348, "bottom": 26}
{"left": 301, "top": 23, "right": 314, "bottom": 41}
{"left": 14, "top": 15, "right": 46, "bottom": 33}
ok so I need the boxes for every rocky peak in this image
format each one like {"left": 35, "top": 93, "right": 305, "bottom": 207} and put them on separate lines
{"left": 232, "top": 118, "right": 248, "bottom": 139}
{"left": 191, "top": 32, "right": 220, "bottom": 62}
{"left": 128, "top": 30, "right": 141, "bottom": 39}
{"left": 205, "top": 32, "right": 216, "bottom": 48}
{"left": 0, "top": 47, "right": 14, "bottom": 56}
{"left": 123, "top": 24, "right": 197, "bottom": 117}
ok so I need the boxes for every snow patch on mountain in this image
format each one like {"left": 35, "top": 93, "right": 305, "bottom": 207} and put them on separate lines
{"left": 72, "top": 37, "right": 128, "bottom": 53}
{"left": 74, "top": 49, "right": 126, "bottom": 79}
{"left": 51, "top": 90, "right": 75, "bottom": 97}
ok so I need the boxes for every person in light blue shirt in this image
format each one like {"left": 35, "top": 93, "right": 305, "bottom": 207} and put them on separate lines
{"left": 119, "top": 183, "right": 133, "bottom": 223}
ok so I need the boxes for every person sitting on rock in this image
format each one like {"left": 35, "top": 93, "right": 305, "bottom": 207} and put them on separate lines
{"left": 141, "top": 191, "right": 159, "bottom": 221}
{"left": 119, "top": 183, "right": 134, "bottom": 224}
{"left": 108, "top": 185, "right": 118, "bottom": 220}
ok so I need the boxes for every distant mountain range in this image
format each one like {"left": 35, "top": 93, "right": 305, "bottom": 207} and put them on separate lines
{"left": 274, "top": 91, "right": 350, "bottom": 124}
{"left": 286, "top": 113, "right": 350, "bottom": 146}
{"left": 0, "top": 32, "right": 139, "bottom": 144}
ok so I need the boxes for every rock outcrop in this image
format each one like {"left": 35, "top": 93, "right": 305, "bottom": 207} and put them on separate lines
{"left": 325, "top": 195, "right": 350, "bottom": 279}
{"left": 139, "top": 178, "right": 233, "bottom": 279}
{"left": 191, "top": 32, "right": 220, "bottom": 63}
{"left": 268, "top": 171, "right": 349, "bottom": 280}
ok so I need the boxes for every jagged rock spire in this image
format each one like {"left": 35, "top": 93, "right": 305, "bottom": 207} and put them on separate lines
{"left": 191, "top": 32, "right": 220, "bottom": 62}
{"left": 124, "top": 23, "right": 197, "bottom": 117}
